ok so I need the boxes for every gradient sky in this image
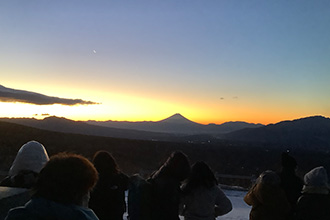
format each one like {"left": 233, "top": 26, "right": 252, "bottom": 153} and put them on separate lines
{"left": 1, "top": 0, "right": 330, "bottom": 125}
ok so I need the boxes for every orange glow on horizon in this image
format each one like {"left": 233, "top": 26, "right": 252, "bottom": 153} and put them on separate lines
{"left": 1, "top": 82, "right": 329, "bottom": 126}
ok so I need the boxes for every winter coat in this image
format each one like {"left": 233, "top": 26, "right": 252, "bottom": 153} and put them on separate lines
{"left": 295, "top": 166, "right": 330, "bottom": 220}
{"left": 89, "top": 172, "right": 129, "bottom": 220}
{"left": 150, "top": 175, "right": 182, "bottom": 220}
{"left": 244, "top": 183, "right": 290, "bottom": 220}
{"left": 180, "top": 185, "right": 232, "bottom": 220}
{"left": 295, "top": 193, "right": 330, "bottom": 220}
{"left": 127, "top": 174, "right": 153, "bottom": 220}
{"left": 148, "top": 151, "right": 190, "bottom": 220}
{"left": 5, "top": 197, "right": 99, "bottom": 220}
{"left": 1, "top": 141, "right": 49, "bottom": 188}
{"left": 279, "top": 168, "right": 303, "bottom": 215}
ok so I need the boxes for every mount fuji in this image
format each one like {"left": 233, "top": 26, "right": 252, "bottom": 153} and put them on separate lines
{"left": 87, "top": 113, "right": 263, "bottom": 135}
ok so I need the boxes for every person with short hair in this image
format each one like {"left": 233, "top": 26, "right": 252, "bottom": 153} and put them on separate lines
{"left": 5, "top": 153, "right": 99, "bottom": 220}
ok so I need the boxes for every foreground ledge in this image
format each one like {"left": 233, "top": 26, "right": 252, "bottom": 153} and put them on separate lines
{"left": 0, "top": 187, "right": 30, "bottom": 220}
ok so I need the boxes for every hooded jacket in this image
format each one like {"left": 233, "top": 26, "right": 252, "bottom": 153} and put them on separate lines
{"left": 295, "top": 166, "right": 330, "bottom": 220}
{"left": 1, "top": 141, "right": 49, "bottom": 188}
{"left": 244, "top": 171, "right": 290, "bottom": 220}
{"left": 5, "top": 197, "right": 99, "bottom": 220}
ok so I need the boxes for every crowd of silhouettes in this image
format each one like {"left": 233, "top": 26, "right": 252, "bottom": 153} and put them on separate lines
{"left": 1, "top": 140, "right": 330, "bottom": 220}
{"left": 244, "top": 152, "right": 330, "bottom": 220}
{"left": 5, "top": 152, "right": 99, "bottom": 220}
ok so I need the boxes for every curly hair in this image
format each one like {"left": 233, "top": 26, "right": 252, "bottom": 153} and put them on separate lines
{"left": 34, "top": 153, "right": 98, "bottom": 205}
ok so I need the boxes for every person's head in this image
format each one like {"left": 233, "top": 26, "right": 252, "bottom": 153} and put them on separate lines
{"left": 34, "top": 153, "right": 98, "bottom": 206}
{"left": 92, "top": 150, "right": 119, "bottom": 175}
{"left": 281, "top": 152, "right": 297, "bottom": 170}
{"left": 191, "top": 161, "right": 218, "bottom": 184}
{"left": 258, "top": 170, "right": 281, "bottom": 186}
{"left": 152, "top": 151, "right": 190, "bottom": 181}
{"left": 182, "top": 161, "right": 217, "bottom": 193}
{"left": 9, "top": 140, "right": 49, "bottom": 177}
{"left": 303, "top": 166, "right": 328, "bottom": 189}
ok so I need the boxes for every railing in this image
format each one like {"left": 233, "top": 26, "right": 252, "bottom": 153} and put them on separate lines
{"left": 215, "top": 173, "right": 256, "bottom": 189}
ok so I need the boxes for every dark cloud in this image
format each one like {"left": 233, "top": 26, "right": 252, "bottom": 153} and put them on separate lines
{"left": 0, "top": 85, "right": 99, "bottom": 106}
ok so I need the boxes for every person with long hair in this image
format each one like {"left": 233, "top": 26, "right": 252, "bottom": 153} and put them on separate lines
{"left": 148, "top": 151, "right": 191, "bottom": 220}
{"left": 278, "top": 152, "right": 303, "bottom": 219}
{"left": 180, "top": 161, "right": 232, "bottom": 220}
{"left": 5, "top": 153, "right": 99, "bottom": 220}
{"left": 89, "top": 150, "right": 129, "bottom": 220}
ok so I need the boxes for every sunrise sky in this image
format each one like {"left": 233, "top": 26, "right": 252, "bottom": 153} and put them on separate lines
{"left": 1, "top": 0, "right": 330, "bottom": 125}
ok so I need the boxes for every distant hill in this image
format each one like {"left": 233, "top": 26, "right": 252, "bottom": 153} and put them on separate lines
{"left": 224, "top": 116, "right": 330, "bottom": 151}
{"left": 0, "top": 114, "right": 263, "bottom": 142}
{"left": 0, "top": 116, "right": 178, "bottom": 142}
{"left": 87, "top": 113, "right": 263, "bottom": 135}
{"left": 0, "top": 120, "right": 272, "bottom": 177}
{"left": 1, "top": 115, "right": 330, "bottom": 152}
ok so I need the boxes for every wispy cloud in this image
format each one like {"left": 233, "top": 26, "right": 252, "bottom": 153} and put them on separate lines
{"left": 34, "top": 113, "right": 51, "bottom": 117}
{"left": 0, "top": 85, "right": 99, "bottom": 106}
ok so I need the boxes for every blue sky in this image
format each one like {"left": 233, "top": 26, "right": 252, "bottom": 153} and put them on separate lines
{"left": 1, "top": 0, "right": 330, "bottom": 124}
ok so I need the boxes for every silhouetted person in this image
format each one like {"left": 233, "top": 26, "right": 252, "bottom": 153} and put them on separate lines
{"left": 180, "top": 161, "right": 232, "bottom": 220}
{"left": 0, "top": 140, "right": 49, "bottom": 188}
{"left": 128, "top": 174, "right": 154, "bottom": 220}
{"left": 278, "top": 152, "right": 303, "bottom": 219}
{"left": 244, "top": 170, "right": 290, "bottom": 220}
{"left": 5, "top": 153, "right": 99, "bottom": 220}
{"left": 89, "top": 151, "right": 129, "bottom": 220}
{"left": 295, "top": 166, "right": 330, "bottom": 220}
{"left": 149, "top": 151, "right": 191, "bottom": 220}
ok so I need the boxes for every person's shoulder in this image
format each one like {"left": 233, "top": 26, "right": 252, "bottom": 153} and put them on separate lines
{"left": 118, "top": 172, "right": 129, "bottom": 183}
{"left": 73, "top": 206, "right": 99, "bottom": 220}
{"left": 5, "top": 206, "right": 37, "bottom": 220}
{"left": 213, "top": 185, "right": 228, "bottom": 197}
{"left": 119, "top": 172, "right": 129, "bottom": 179}
{"left": 0, "top": 176, "right": 12, "bottom": 187}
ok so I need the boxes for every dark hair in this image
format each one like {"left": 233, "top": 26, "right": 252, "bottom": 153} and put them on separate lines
{"left": 259, "top": 170, "right": 280, "bottom": 186}
{"left": 151, "top": 151, "right": 190, "bottom": 182}
{"left": 281, "top": 152, "right": 297, "bottom": 169}
{"left": 34, "top": 153, "right": 98, "bottom": 205}
{"left": 182, "top": 161, "right": 218, "bottom": 194}
{"left": 92, "top": 150, "right": 120, "bottom": 175}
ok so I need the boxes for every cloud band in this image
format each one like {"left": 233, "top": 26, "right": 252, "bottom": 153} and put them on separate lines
{"left": 0, "top": 85, "right": 99, "bottom": 106}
